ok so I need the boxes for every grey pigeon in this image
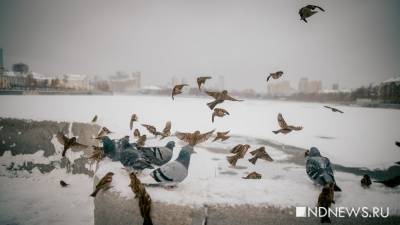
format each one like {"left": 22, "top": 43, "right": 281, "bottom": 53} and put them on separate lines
{"left": 150, "top": 145, "right": 195, "bottom": 183}
{"left": 137, "top": 141, "right": 175, "bottom": 166}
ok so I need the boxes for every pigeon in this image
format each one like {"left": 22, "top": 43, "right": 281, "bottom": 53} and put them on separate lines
{"left": 205, "top": 90, "right": 243, "bottom": 109}
{"left": 90, "top": 172, "right": 114, "bottom": 197}
{"left": 227, "top": 144, "right": 250, "bottom": 167}
{"left": 212, "top": 131, "right": 231, "bottom": 142}
{"left": 317, "top": 183, "right": 335, "bottom": 223}
{"left": 171, "top": 84, "right": 188, "bottom": 100}
{"left": 212, "top": 108, "right": 230, "bottom": 123}
{"left": 91, "top": 115, "right": 98, "bottom": 123}
{"left": 150, "top": 145, "right": 196, "bottom": 184}
{"left": 374, "top": 175, "right": 400, "bottom": 188}
{"left": 272, "top": 113, "right": 303, "bottom": 134}
{"left": 88, "top": 145, "right": 105, "bottom": 164}
{"left": 60, "top": 180, "right": 69, "bottom": 187}
{"left": 197, "top": 76, "right": 212, "bottom": 90}
{"left": 242, "top": 171, "right": 262, "bottom": 179}
{"left": 248, "top": 147, "right": 273, "bottom": 165}
{"left": 395, "top": 141, "right": 400, "bottom": 147}
{"left": 299, "top": 5, "right": 325, "bottom": 23}
{"left": 266, "top": 71, "right": 283, "bottom": 82}
{"left": 134, "top": 129, "right": 141, "bottom": 138}
{"left": 175, "top": 129, "right": 215, "bottom": 146}
{"left": 129, "top": 172, "right": 153, "bottom": 225}
{"left": 361, "top": 175, "right": 372, "bottom": 189}
{"left": 137, "top": 141, "right": 175, "bottom": 166}
{"left": 324, "top": 106, "right": 344, "bottom": 113}
{"left": 130, "top": 114, "right": 138, "bottom": 130}
{"left": 136, "top": 135, "right": 147, "bottom": 147}
{"left": 56, "top": 132, "right": 88, "bottom": 157}
{"left": 96, "top": 127, "right": 112, "bottom": 139}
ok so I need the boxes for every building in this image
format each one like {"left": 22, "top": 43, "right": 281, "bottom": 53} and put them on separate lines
{"left": 61, "top": 74, "right": 90, "bottom": 90}
{"left": 297, "top": 77, "right": 322, "bottom": 93}
{"left": 107, "top": 71, "right": 141, "bottom": 93}
{"left": 0, "top": 72, "right": 26, "bottom": 89}
{"left": 298, "top": 78, "right": 308, "bottom": 93}
{"left": 267, "top": 81, "right": 296, "bottom": 97}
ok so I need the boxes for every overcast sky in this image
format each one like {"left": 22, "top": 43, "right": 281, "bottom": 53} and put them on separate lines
{"left": 0, "top": 0, "right": 399, "bottom": 91}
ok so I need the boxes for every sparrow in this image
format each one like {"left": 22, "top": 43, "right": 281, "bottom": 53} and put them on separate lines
{"left": 129, "top": 172, "right": 153, "bottom": 225}
{"left": 227, "top": 144, "right": 250, "bottom": 167}
{"left": 96, "top": 127, "right": 112, "bottom": 139}
{"left": 272, "top": 113, "right": 303, "bottom": 134}
{"left": 361, "top": 174, "right": 372, "bottom": 189}
{"left": 171, "top": 84, "right": 188, "bottom": 100}
{"left": 318, "top": 183, "right": 335, "bottom": 223}
{"left": 134, "top": 129, "right": 141, "bottom": 138}
{"left": 324, "top": 106, "right": 344, "bottom": 113}
{"left": 395, "top": 141, "right": 400, "bottom": 147}
{"left": 242, "top": 171, "right": 262, "bottom": 179}
{"left": 56, "top": 132, "right": 88, "bottom": 157}
{"left": 205, "top": 90, "right": 243, "bottom": 109}
{"left": 88, "top": 145, "right": 105, "bottom": 163}
{"left": 304, "top": 150, "right": 310, "bottom": 157}
{"left": 130, "top": 114, "right": 138, "bottom": 130}
{"left": 159, "top": 121, "right": 172, "bottom": 140}
{"left": 197, "top": 76, "right": 212, "bottom": 90}
{"left": 175, "top": 129, "right": 215, "bottom": 146}
{"left": 212, "top": 108, "right": 230, "bottom": 123}
{"left": 91, "top": 115, "right": 98, "bottom": 123}
{"left": 141, "top": 124, "right": 158, "bottom": 136}
{"left": 374, "top": 175, "right": 400, "bottom": 188}
{"left": 136, "top": 135, "right": 147, "bottom": 147}
{"left": 248, "top": 147, "right": 273, "bottom": 165}
{"left": 212, "top": 131, "right": 231, "bottom": 142}
{"left": 266, "top": 71, "right": 283, "bottom": 82}
{"left": 60, "top": 180, "right": 69, "bottom": 187}
{"left": 299, "top": 5, "right": 325, "bottom": 23}
{"left": 90, "top": 172, "right": 114, "bottom": 197}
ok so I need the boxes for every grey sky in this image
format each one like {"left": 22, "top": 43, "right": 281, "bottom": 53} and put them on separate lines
{"left": 1, "top": 0, "right": 399, "bottom": 91}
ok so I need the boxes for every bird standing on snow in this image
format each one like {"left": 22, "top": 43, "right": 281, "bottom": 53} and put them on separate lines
{"left": 91, "top": 115, "right": 98, "bottom": 123}
{"left": 212, "top": 108, "right": 230, "bottom": 123}
{"left": 299, "top": 5, "right": 325, "bottom": 23}
{"left": 374, "top": 175, "right": 400, "bottom": 188}
{"left": 56, "top": 132, "right": 88, "bottom": 157}
{"left": 248, "top": 147, "right": 273, "bottom": 165}
{"left": 150, "top": 145, "right": 196, "bottom": 184}
{"left": 227, "top": 144, "right": 250, "bottom": 167}
{"left": 272, "top": 113, "right": 303, "bottom": 134}
{"left": 242, "top": 171, "right": 262, "bottom": 179}
{"left": 318, "top": 183, "right": 335, "bottom": 223}
{"left": 171, "top": 84, "right": 188, "bottom": 100}
{"left": 136, "top": 135, "right": 147, "bottom": 147}
{"left": 175, "top": 129, "right": 215, "bottom": 146}
{"left": 137, "top": 141, "right": 175, "bottom": 166}
{"left": 266, "top": 71, "right": 283, "bottom": 82}
{"left": 134, "top": 129, "right": 141, "bottom": 138}
{"left": 90, "top": 172, "right": 114, "bottom": 197}
{"left": 130, "top": 114, "right": 138, "bottom": 130}
{"left": 212, "top": 131, "right": 231, "bottom": 142}
{"left": 361, "top": 175, "right": 372, "bottom": 188}
{"left": 60, "top": 180, "right": 69, "bottom": 187}
{"left": 129, "top": 172, "right": 153, "bottom": 225}
{"left": 205, "top": 90, "right": 243, "bottom": 109}
{"left": 96, "top": 127, "right": 112, "bottom": 139}
{"left": 324, "top": 106, "right": 344, "bottom": 113}
{"left": 197, "top": 76, "right": 212, "bottom": 90}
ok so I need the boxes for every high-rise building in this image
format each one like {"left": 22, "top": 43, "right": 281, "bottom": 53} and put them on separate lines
{"left": 298, "top": 77, "right": 308, "bottom": 93}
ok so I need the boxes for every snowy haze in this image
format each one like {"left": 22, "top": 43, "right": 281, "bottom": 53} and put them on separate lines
{"left": 1, "top": 0, "right": 400, "bottom": 91}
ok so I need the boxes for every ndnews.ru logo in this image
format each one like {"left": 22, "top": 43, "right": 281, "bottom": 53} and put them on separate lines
{"left": 296, "top": 206, "right": 390, "bottom": 218}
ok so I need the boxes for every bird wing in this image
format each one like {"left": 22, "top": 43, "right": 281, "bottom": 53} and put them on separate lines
{"left": 250, "top": 147, "right": 265, "bottom": 156}
{"left": 130, "top": 116, "right": 135, "bottom": 130}
{"left": 266, "top": 75, "right": 272, "bottom": 82}
{"left": 142, "top": 124, "right": 157, "bottom": 134}
{"left": 205, "top": 91, "right": 220, "bottom": 99}
{"left": 56, "top": 132, "right": 68, "bottom": 145}
{"left": 92, "top": 115, "right": 97, "bottom": 123}
{"left": 219, "top": 130, "right": 230, "bottom": 136}
{"left": 220, "top": 108, "right": 230, "bottom": 115}
{"left": 162, "top": 121, "right": 171, "bottom": 134}
{"left": 96, "top": 175, "right": 112, "bottom": 189}
{"left": 287, "top": 125, "right": 303, "bottom": 131}
{"left": 324, "top": 106, "right": 333, "bottom": 110}
{"left": 175, "top": 132, "right": 191, "bottom": 142}
{"left": 152, "top": 161, "right": 188, "bottom": 183}
{"left": 259, "top": 152, "right": 273, "bottom": 161}
{"left": 71, "top": 142, "right": 88, "bottom": 149}
{"left": 198, "top": 129, "right": 215, "bottom": 143}
{"left": 277, "top": 113, "right": 288, "bottom": 129}
{"left": 222, "top": 94, "right": 242, "bottom": 101}
{"left": 231, "top": 144, "right": 243, "bottom": 154}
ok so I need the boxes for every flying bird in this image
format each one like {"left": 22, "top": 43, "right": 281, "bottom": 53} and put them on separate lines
{"left": 91, "top": 115, "right": 98, "bottom": 123}
{"left": 205, "top": 90, "right": 243, "bottom": 109}
{"left": 130, "top": 114, "right": 138, "bottom": 130}
{"left": 159, "top": 121, "right": 172, "bottom": 139}
{"left": 227, "top": 144, "right": 250, "bottom": 167}
{"left": 324, "top": 106, "right": 344, "bottom": 113}
{"left": 361, "top": 175, "right": 372, "bottom": 189}
{"left": 141, "top": 124, "right": 158, "bottom": 136}
{"left": 150, "top": 145, "right": 196, "bottom": 184}
{"left": 96, "top": 127, "right": 112, "bottom": 139}
{"left": 129, "top": 172, "right": 153, "bottom": 225}
{"left": 266, "top": 71, "right": 283, "bottom": 82}
{"left": 134, "top": 129, "right": 141, "bottom": 138}
{"left": 197, "top": 76, "right": 212, "bottom": 90}
{"left": 395, "top": 141, "right": 400, "bottom": 147}
{"left": 248, "top": 147, "right": 273, "bottom": 165}
{"left": 317, "top": 183, "right": 335, "bottom": 223}
{"left": 212, "top": 131, "right": 231, "bottom": 142}
{"left": 212, "top": 108, "right": 230, "bottom": 123}
{"left": 374, "top": 175, "right": 400, "bottom": 188}
{"left": 175, "top": 129, "right": 215, "bottom": 146}
{"left": 90, "top": 172, "right": 114, "bottom": 197}
{"left": 299, "top": 5, "right": 325, "bottom": 23}
{"left": 136, "top": 135, "right": 147, "bottom": 147}
{"left": 60, "top": 180, "right": 69, "bottom": 187}
{"left": 171, "top": 84, "right": 188, "bottom": 100}
{"left": 272, "top": 113, "right": 303, "bottom": 134}
{"left": 242, "top": 171, "right": 262, "bottom": 179}
{"left": 137, "top": 141, "right": 175, "bottom": 166}
{"left": 56, "top": 132, "right": 88, "bottom": 157}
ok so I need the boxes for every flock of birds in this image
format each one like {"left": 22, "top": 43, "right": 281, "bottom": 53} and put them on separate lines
{"left": 53, "top": 4, "right": 400, "bottom": 224}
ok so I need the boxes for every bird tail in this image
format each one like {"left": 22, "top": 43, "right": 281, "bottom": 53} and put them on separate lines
{"left": 248, "top": 157, "right": 258, "bottom": 165}
{"left": 143, "top": 217, "right": 153, "bottom": 225}
{"left": 90, "top": 189, "right": 99, "bottom": 197}
{"left": 272, "top": 130, "right": 279, "bottom": 134}
{"left": 207, "top": 101, "right": 218, "bottom": 110}
{"left": 227, "top": 155, "right": 238, "bottom": 167}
